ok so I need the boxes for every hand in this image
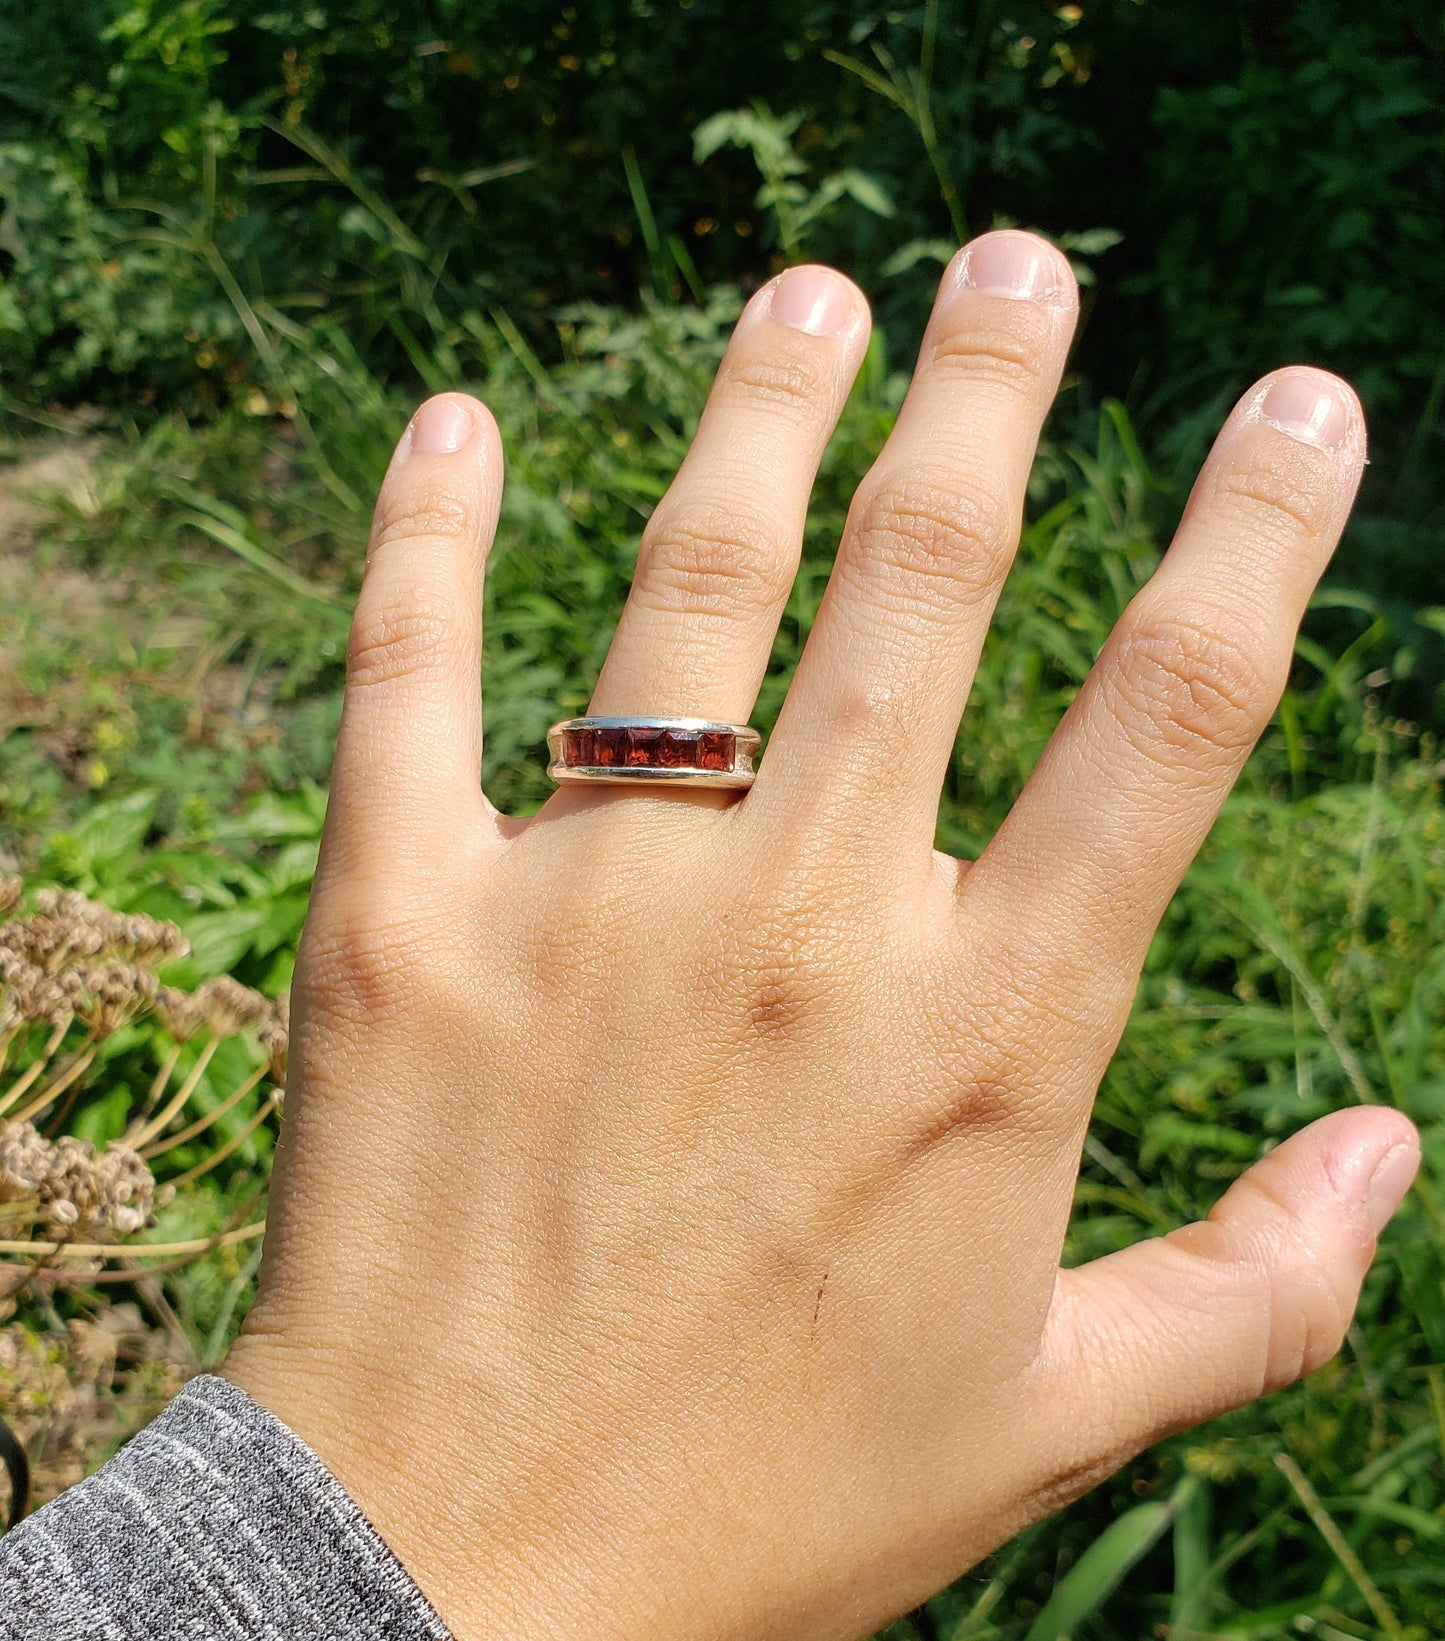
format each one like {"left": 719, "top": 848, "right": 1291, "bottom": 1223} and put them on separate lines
{"left": 223, "top": 230, "right": 1418, "bottom": 1640}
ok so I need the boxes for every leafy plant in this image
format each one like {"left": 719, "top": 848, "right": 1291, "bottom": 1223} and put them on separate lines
{"left": 693, "top": 103, "right": 895, "bottom": 263}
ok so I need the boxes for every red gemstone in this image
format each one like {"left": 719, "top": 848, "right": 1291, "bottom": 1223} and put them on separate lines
{"left": 591, "top": 727, "right": 629, "bottom": 767}
{"left": 696, "top": 731, "right": 736, "bottom": 772}
{"left": 562, "top": 727, "right": 594, "bottom": 766}
{"left": 626, "top": 727, "right": 664, "bottom": 766}
{"left": 658, "top": 729, "right": 700, "bottom": 767}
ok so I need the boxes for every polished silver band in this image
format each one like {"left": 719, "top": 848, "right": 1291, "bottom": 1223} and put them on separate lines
{"left": 547, "top": 716, "right": 760, "bottom": 789}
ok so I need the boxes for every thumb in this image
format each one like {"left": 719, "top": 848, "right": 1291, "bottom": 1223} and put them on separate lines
{"left": 1020, "top": 1108, "right": 1419, "bottom": 1491}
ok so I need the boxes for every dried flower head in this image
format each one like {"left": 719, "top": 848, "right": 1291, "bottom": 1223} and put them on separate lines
{"left": 0, "top": 1123, "right": 156, "bottom": 1242}
{"left": 0, "top": 909, "right": 105, "bottom": 975}
{"left": 257, "top": 991, "right": 290, "bottom": 1088}
{"left": 153, "top": 986, "right": 208, "bottom": 1043}
{"left": 0, "top": 1121, "right": 52, "bottom": 1203}
{"left": 193, "top": 975, "right": 271, "bottom": 1037}
{"left": 0, "top": 885, "right": 277, "bottom": 1273}
{"left": 70, "top": 961, "right": 160, "bottom": 1035}
{"left": 30, "top": 892, "right": 188, "bottom": 969}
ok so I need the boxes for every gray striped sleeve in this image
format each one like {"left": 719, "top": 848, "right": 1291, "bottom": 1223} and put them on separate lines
{"left": 0, "top": 1374, "right": 454, "bottom": 1640}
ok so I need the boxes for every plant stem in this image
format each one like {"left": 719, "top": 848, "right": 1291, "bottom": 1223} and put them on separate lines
{"left": 0, "top": 1020, "right": 73, "bottom": 1120}
{"left": 163, "top": 1096, "right": 278, "bottom": 1190}
{"left": 124, "top": 1042, "right": 183, "bottom": 1144}
{"left": 130, "top": 1036, "right": 221, "bottom": 1150}
{"left": 0, "top": 1220, "right": 265, "bottom": 1260}
{"left": 141, "top": 1063, "right": 268, "bottom": 1160}
{"left": 9, "top": 1040, "right": 98, "bottom": 1127}
{"left": 1275, "top": 1453, "right": 1403, "bottom": 1640}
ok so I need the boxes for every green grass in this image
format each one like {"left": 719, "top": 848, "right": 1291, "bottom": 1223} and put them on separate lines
{"left": 2, "top": 295, "right": 1444, "bottom": 1637}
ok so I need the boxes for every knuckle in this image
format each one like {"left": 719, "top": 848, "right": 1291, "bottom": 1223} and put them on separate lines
{"left": 1104, "top": 615, "right": 1274, "bottom": 769}
{"left": 904, "top": 991, "right": 1051, "bottom": 1150}
{"left": 347, "top": 593, "right": 456, "bottom": 689}
{"left": 849, "top": 472, "right": 1015, "bottom": 598}
{"left": 1210, "top": 456, "right": 1334, "bottom": 541}
{"left": 924, "top": 308, "right": 1058, "bottom": 393}
{"left": 372, "top": 490, "right": 474, "bottom": 551}
{"left": 636, "top": 502, "right": 789, "bottom": 617}
{"left": 301, "top": 904, "right": 437, "bottom": 1023}
{"left": 720, "top": 350, "right": 823, "bottom": 416}
{"left": 701, "top": 889, "right": 844, "bottom": 1047}
{"left": 1240, "top": 1175, "right": 1357, "bottom": 1388}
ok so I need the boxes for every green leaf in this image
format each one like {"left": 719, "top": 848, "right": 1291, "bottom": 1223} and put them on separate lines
{"left": 836, "top": 169, "right": 896, "bottom": 219}
{"left": 1058, "top": 227, "right": 1123, "bottom": 256}
{"left": 880, "top": 238, "right": 956, "bottom": 277}
{"left": 71, "top": 1082, "right": 134, "bottom": 1148}
{"left": 46, "top": 791, "right": 158, "bottom": 883}
{"left": 1023, "top": 1492, "right": 1182, "bottom": 1641}
{"left": 217, "top": 787, "right": 327, "bottom": 843}
{"left": 179, "top": 907, "right": 269, "bottom": 977}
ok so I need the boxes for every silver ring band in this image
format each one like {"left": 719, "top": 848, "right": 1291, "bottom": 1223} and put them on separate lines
{"left": 547, "top": 717, "right": 760, "bottom": 789}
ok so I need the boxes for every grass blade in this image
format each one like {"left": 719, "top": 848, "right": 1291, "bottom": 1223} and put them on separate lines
{"left": 1023, "top": 1481, "right": 1191, "bottom": 1641}
{"left": 1275, "top": 1452, "right": 1403, "bottom": 1640}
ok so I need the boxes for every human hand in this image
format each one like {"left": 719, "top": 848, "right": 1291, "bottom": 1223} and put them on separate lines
{"left": 223, "top": 230, "right": 1419, "bottom": 1640}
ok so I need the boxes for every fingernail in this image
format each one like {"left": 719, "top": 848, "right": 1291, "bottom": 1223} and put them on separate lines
{"left": 1365, "top": 1142, "right": 1420, "bottom": 1234}
{"left": 409, "top": 396, "right": 475, "bottom": 455}
{"left": 955, "top": 231, "right": 1066, "bottom": 302}
{"left": 1253, "top": 372, "right": 1353, "bottom": 452}
{"left": 768, "top": 266, "right": 856, "bottom": 337}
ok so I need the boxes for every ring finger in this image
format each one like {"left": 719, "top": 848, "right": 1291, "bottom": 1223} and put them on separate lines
{"left": 587, "top": 265, "right": 870, "bottom": 725}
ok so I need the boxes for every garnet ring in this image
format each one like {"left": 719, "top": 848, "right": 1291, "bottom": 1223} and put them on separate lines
{"left": 547, "top": 717, "right": 760, "bottom": 789}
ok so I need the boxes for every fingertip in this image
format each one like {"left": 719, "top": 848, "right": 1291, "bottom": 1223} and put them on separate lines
{"left": 761, "top": 263, "right": 870, "bottom": 342}
{"left": 1270, "top": 1104, "right": 1420, "bottom": 1236}
{"left": 1238, "top": 366, "right": 1366, "bottom": 462}
{"left": 392, "top": 392, "right": 503, "bottom": 467}
{"left": 946, "top": 229, "right": 1077, "bottom": 309}
{"left": 1365, "top": 1139, "right": 1421, "bottom": 1234}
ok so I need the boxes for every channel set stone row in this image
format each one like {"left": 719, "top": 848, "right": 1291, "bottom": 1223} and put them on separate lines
{"left": 546, "top": 717, "right": 760, "bottom": 787}
{"left": 562, "top": 724, "right": 736, "bottom": 771}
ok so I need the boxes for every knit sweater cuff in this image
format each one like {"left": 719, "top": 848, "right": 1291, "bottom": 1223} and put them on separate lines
{"left": 0, "top": 1373, "right": 453, "bottom": 1640}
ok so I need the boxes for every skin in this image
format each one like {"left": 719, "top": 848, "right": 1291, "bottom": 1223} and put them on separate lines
{"left": 223, "top": 230, "right": 1420, "bottom": 1641}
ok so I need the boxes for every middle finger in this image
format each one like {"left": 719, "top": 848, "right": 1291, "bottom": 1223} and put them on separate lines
{"left": 756, "top": 231, "right": 1078, "bottom": 863}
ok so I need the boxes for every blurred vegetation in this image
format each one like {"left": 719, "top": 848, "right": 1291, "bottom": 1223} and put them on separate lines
{"left": 2, "top": 0, "right": 1445, "bottom": 1635}
{"left": 1, "top": 1, "right": 1442, "bottom": 591}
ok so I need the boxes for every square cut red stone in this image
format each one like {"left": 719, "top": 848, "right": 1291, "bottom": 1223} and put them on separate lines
{"left": 625, "top": 727, "right": 664, "bottom": 766}
{"left": 562, "top": 727, "right": 595, "bottom": 766}
{"left": 590, "top": 727, "right": 630, "bottom": 767}
{"left": 658, "top": 729, "right": 700, "bottom": 767}
{"left": 696, "top": 731, "right": 736, "bottom": 772}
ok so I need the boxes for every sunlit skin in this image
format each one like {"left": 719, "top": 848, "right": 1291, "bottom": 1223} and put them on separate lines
{"left": 223, "top": 230, "right": 1419, "bottom": 1641}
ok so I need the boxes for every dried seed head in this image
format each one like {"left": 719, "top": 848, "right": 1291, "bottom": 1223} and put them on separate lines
{"left": 0, "top": 910, "right": 105, "bottom": 975}
{"left": 71, "top": 961, "right": 160, "bottom": 1034}
{"left": 0, "top": 1122, "right": 156, "bottom": 1243}
{"left": 30, "top": 891, "right": 187, "bottom": 969}
{"left": 0, "top": 1121, "right": 52, "bottom": 1202}
{"left": 194, "top": 975, "right": 271, "bottom": 1037}
{"left": 257, "top": 991, "right": 290, "bottom": 1087}
{"left": 154, "top": 986, "right": 208, "bottom": 1043}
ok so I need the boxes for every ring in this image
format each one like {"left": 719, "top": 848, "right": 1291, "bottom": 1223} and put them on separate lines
{"left": 547, "top": 717, "right": 760, "bottom": 789}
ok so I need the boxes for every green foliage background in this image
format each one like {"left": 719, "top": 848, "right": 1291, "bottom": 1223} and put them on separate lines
{"left": 3, "top": 1, "right": 1445, "bottom": 1636}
